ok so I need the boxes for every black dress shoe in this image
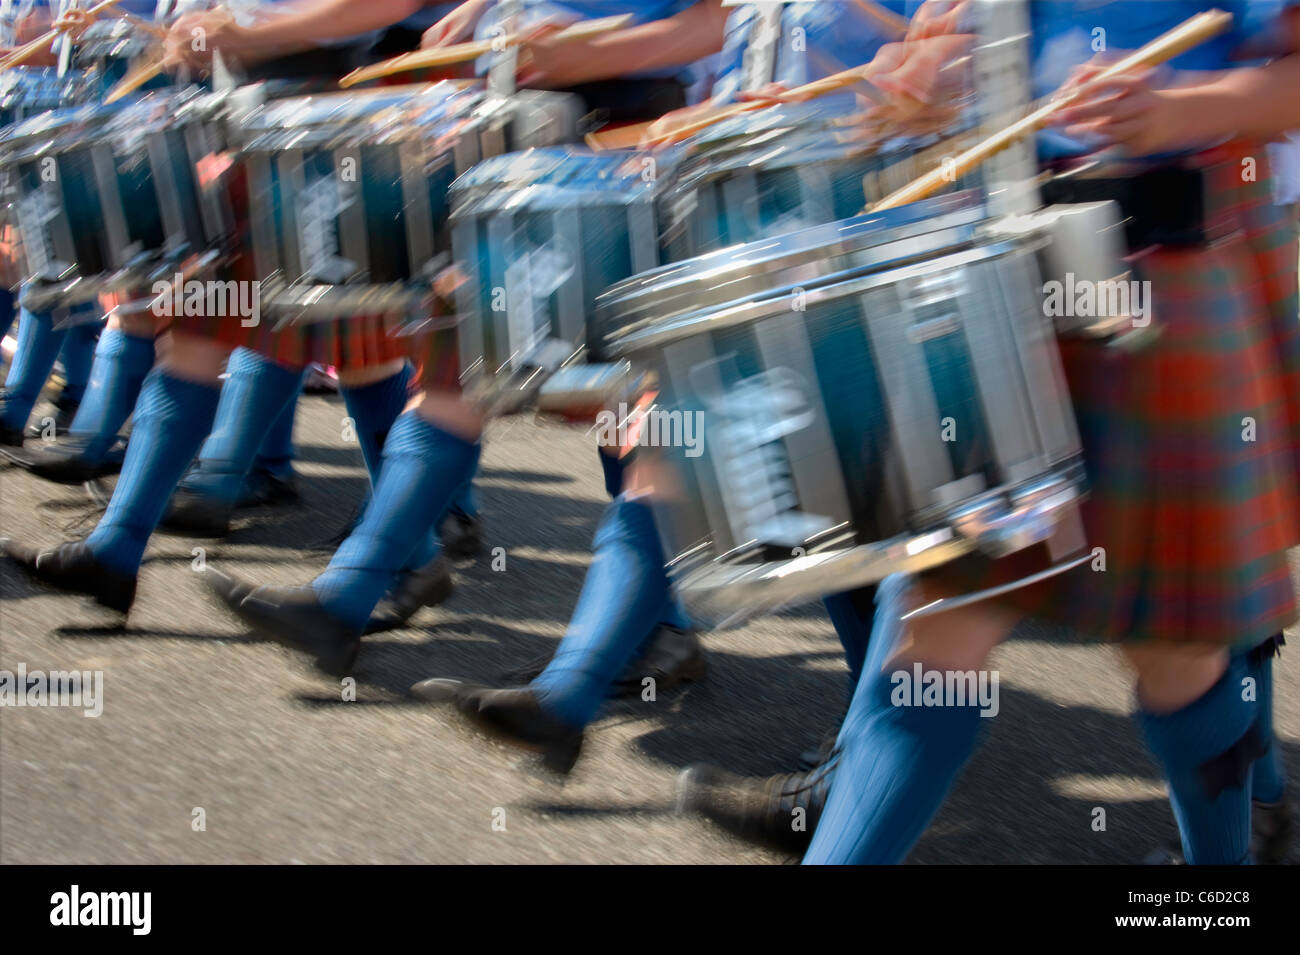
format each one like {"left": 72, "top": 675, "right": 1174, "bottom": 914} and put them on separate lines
{"left": 503, "top": 623, "right": 707, "bottom": 697}
{"left": 364, "top": 555, "right": 454, "bottom": 635}
{"left": 676, "top": 758, "right": 837, "bottom": 855}
{"left": 6, "top": 435, "right": 124, "bottom": 484}
{"left": 0, "top": 389, "right": 26, "bottom": 447}
{"left": 24, "top": 393, "right": 79, "bottom": 439}
{"left": 160, "top": 488, "right": 233, "bottom": 537}
{"left": 236, "top": 468, "right": 301, "bottom": 509}
{"left": 440, "top": 510, "right": 482, "bottom": 559}
{"left": 1254, "top": 795, "right": 1294, "bottom": 864}
{"left": 410, "top": 678, "right": 583, "bottom": 774}
{"left": 203, "top": 575, "right": 361, "bottom": 677}
{"left": 0, "top": 538, "right": 136, "bottom": 614}
{"left": 609, "top": 624, "right": 707, "bottom": 696}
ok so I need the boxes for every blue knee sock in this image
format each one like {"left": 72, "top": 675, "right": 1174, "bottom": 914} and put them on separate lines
{"left": 2, "top": 308, "right": 66, "bottom": 429}
{"left": 67, "top": 329, "right": 155, "bottom": 461}
{"left": 1249, "top": 639, "right": 1285, "bottom": 804}
{"left": 823, "top": 586, "right": 877, "bottom": 703}
{"left": 804, "top": 574, "right": 986, "bottom": 864}
{"left": 448, "top": 476, "right": 478, "bottom": 519}
{"left": 312, "top": 412, "right": 479, "bottom": 631}
{"left": 57, "top": 320, "right": 99, "bottom": 406}
{"left": 1137, "top": 653, "right": 1257, "bottom": 865}
{"left": 86, "top": 370, "right": 221, "bottom": 576}
{"left": 340, "top": 364, "right": 413, "bottom": 484}
{"left": 180, "top": 349, "right": 302, "bottom": 505}
{"left": 338, "top": 364, "right": 443, "bottom": 570}
{"left": 598, "top": 446, "right": 625, "bottom": 499}
{"left": 0, "top": 288, "right": 14, "bottom": 343}
{"left": 251, "top": 372, "right": 305, "bottom": 477}
{"left": 531, "top": 495, "right": 670, "bottom": 728}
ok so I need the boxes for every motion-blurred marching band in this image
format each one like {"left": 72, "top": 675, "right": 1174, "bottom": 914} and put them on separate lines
{"left": 2, "top": 0, "right": 1298, "bottom": 865}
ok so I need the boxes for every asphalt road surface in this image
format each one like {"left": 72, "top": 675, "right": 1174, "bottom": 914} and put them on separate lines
{"left": 2, "top": 390, "right": 1297, "bottom": 864}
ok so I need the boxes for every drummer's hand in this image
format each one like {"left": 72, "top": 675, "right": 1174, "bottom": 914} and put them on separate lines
{"left": 8, "top": 10, "right": 57, "bottom": 64}
{"left": 50, "top": 9, "right": 97, "bottom": 42}
{"left": 420, "top": 0, "right": 490, "bottom": 49}
{"left": 516, "top": 20, "right": 594, "bottom": 89}
{"left": 906, "top": 0, "right": 970, "bottom": 41}
{"left": 14, "top": 9, "right": 52, "bottom": 45}
{"left": 164, "top": 10, "right": 247, "bottom": 71}
{"left": 1051, "top": 65, "right": 1205, "bottom": 155}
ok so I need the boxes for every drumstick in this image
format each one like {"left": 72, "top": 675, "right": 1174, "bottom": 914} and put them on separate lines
{"left": 870, "top": 8, "right": 1233, "bottom": 211}
{"left": 103, "top": 49, "right": 165, "bottom": 104}
{"left": 0, "top": 0, "right": 127, "bottom": 71}
{"left": 337, "top": 13, "right": 634, "bottom": 88}
{"left": 590, "top": 61, "right": 882, "bottom": 151}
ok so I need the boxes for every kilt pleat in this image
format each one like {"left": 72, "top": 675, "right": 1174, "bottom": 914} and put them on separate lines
{"left": 936, "top": 142, "right": 1300, "bottom": 647}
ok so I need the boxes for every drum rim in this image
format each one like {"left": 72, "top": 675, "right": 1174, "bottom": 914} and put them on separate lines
{"left": 605, "top": 227, "right": 1011, "bottom": 355}
{"left": 600, "top": 191, "right": 984, "bottom": 309}
{"left": 667, "top": 465, "right": 1087, "bottom": 617}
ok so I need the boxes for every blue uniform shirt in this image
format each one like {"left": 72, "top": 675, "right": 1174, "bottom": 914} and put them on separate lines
{"left": 1029, "top": 0, "right": 1300, "bottom": 158}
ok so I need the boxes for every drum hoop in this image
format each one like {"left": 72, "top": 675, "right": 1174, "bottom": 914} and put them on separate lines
{"left": 599, "top": 192, "right": 985, "bottom": 306}
{"left": 607, "top": 239, "right": 1023, "bottom": 355}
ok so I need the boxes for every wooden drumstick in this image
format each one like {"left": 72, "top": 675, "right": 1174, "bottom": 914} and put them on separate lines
{"left": 103, "top": 48, "right": 165, "bottom": 104}
{"left": 870, "top": 8, "right": 1234, "bottom": 211}
{"left": 0, "top": 0, "right": 127, "bottom": 71}
{"left": 587, "top": 61, "right": 885, "bottom": 152}
{"left": 338, "top": 13, "right": 633, "bottom": 88}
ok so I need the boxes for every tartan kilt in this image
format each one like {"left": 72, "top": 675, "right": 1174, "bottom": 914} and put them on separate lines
{"left": 932, "top": 142, "right": 1300, "bottom": 648}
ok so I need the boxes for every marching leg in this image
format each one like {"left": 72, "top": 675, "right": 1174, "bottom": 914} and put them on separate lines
{"left": 14, "top": 319, "right": 156, "bottom": 483}
{"left": 162, "top": 347, "right": 305, "bottom": 536}
{"left": 203, "top": 389, "right": 481, "bottom": 676}
{"left": 1246, "top": 634, "right": 1292, "bottom": 863}
{"left": 1, "top": 331, "right": 229, "bottom": 615}
{"left": 1128, "top": 645, "right": 1258, "bottom": 865}
{"left": 0, "top": 305, "right": 94, "bottom": 446}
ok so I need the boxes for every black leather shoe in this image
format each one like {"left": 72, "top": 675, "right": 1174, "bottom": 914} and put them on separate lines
{"left": 24, "top": 393, "right": 78, "bottom": 439}
{"left": 503, "top": 623, "right": 707, "bottom": 697}
{"left": 1254, "top": 795, "right": 1294, "bottom": 864}
{"left": 440, "top": 510, "right": 482, "bottom": 559}
{"left": 204, "top": 575, "right": 360, "bottom": 676}
{"left": 364, "top": 555, "right": 454, "bottom": 635}
{"left": 160, "top": 488, "right": 233, "bottom": 537}
{"left": 6, "top": 435, "right": 124, "bottom": 484}
{"left": 676, "top": 759, "right": 837, "bottom": 855}
{"left": 236, "top": 468, "right": 300, "bottom": 509}
{"left": 410, "top": 678, "right": 583, "bottom": 774}
{"left": 610, "top": 624, "right": 706, "bottom": 696}
{"left": 0, "top": 389, "right": 26, "bottom": 447}
{"left": 0, "top": 538, "right": 136, "bottom": 614}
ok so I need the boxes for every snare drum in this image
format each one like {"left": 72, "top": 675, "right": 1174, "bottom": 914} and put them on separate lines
{"left": 599, "top": 192, "right": 1086, "bottom": 616}
{"left": 230, "top": 84, "right": 581, "bottom": 320}
{"left": 448, "top": 146, "right": 667, "bottom": 404}
{"left": 659, "top": 103, "right": 983, "bottom": 263}
{"left": 1, "top": 90, "right": 229, "bottom": 311}
{"left": 0, "top": 67, "right": 75, "bottom": 131}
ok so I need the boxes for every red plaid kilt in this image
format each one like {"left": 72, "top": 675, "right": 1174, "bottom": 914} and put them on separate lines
{"left": 934, "top": 142, "right": 1300, "bottom": 648}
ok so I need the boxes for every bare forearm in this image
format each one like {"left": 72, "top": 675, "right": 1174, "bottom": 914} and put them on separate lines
{"left": 1168, "top": 54, "right": 1300, "bottom": 143}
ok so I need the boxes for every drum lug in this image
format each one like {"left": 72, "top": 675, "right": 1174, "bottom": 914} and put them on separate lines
{"left": 948, "top": 476, "right": 1081, "bottom": 557}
